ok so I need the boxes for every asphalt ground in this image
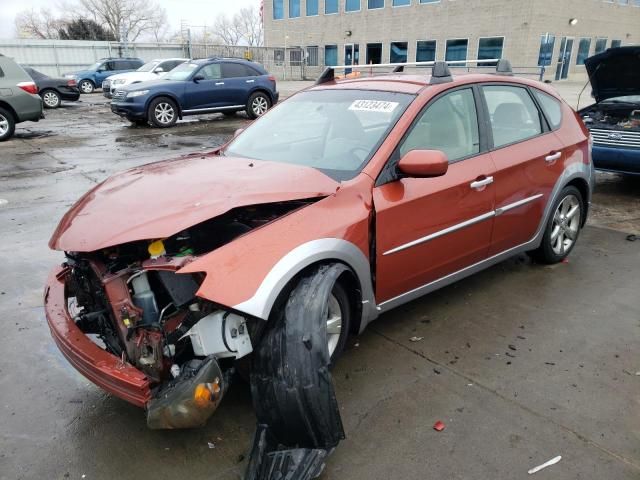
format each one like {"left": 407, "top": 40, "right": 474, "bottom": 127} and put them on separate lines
{"left": 0, "top": 83, "right": 638, "bottom": 480}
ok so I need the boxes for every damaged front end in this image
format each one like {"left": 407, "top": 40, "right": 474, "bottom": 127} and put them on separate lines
{"left": 45, "top": 201, "right": 313, "bottom": 429}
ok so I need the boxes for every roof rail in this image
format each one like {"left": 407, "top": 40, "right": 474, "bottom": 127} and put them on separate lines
{"left": 314, "top": 58, "right": 504, "bottom": 85}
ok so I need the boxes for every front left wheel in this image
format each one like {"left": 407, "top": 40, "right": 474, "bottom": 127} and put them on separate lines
{"left": 41, "top": 89, "right": 61, "bottom": 108}
{"left": 148, "top": 97, "right": 178, "bottom": 128}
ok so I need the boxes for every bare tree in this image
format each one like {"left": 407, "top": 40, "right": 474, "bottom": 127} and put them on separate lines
{"left": 15, "top": 8, "right": 66, "bottom": 39}
{"left": 77, "top": 0, "right": 168, "bottom": 41}
{"left": 235, "top": 6, "right": 263, "bottom": 47}
{"left": 211, "top": 14, "right": 243, "bottom": 46}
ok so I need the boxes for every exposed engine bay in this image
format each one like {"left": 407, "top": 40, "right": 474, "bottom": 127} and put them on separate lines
{"left": 64, "top": 200, "right": 314, "bottom": 428}
{"left": 580, "top": 104, "right": 640, "bottom": 131}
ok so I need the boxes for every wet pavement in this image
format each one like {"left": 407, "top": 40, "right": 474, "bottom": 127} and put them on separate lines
{"left": 0, "top": 88, "right": 639, "bottom": 480}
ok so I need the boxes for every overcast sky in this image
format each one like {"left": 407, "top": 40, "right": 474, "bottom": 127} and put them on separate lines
{"left": 0, "top": 0, "right": 260, "bottom": 39}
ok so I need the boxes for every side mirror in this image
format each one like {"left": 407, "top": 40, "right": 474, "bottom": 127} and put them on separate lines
{"left": 398, "top": 149, "right": 448, "bottom": 178}
{"left": 234, "top": 128, "right": 244, "bottom": 137}
{"left": 154, "top": 67, "right": 164, "bottom": 73}
{"left": 193, "top": 74, "right": 205, "bottom": 82}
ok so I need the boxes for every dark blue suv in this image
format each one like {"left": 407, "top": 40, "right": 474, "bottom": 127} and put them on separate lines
{"left": 110, "top": 57, "right": 279, "bottom": 127}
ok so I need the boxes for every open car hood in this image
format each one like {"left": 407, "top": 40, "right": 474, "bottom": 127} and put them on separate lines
{"left": 584, "top": 46, "right": 640, "bottom": 103}
{"left": 50, "top": 154, "right": 339, "bottom": 252}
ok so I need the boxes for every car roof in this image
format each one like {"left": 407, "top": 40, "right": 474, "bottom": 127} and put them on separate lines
{"left": 309, "top": 72, "right": 560, "bottom": 97}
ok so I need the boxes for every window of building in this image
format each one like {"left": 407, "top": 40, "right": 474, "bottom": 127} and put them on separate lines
{"left": 368, "top": 0, "right": 385, "bottom": 9}
{"left": 416, "top": 40, "right": 436, "bottom": 62}
{"left": 325, "top": 45, "right": 338, "bottom": 66}
{"left": 618, "top": 0, "right": 629, "bottom": 4}
{"left": 482, "top": 85, "right": 542, "bottom": 148}
{"left": 611, "top": 39, "right": 622, "bottom": 47}
{"left": 532, "top": 89, "right": 562, "bottom": 130}
{"left": 595, "top": 38, "right": 607, "bottom": 54}
{"left": 400, "top": 88, "right": 479, "bottom": 162}
{"left": 307, "top": 46, "right": 319, "bottom": 66}
{"left": 393, "top": 0, "right": 411, "bottom": 5}
{"left": 390, "top": 42, "right": 408, "bottom": 63}
{"left": 306, "top": 0, "right": 318, "bottom": 15}
{"left": 576, "top": 38, "right": 591, "bottom": 65}
{"left": 634, "top": 0, "right": 640, "bottom": 6}
{"left": 419, "top": 0, "right": 439, "bottom": 3}
{"left": 537, "top": 34, "right": 555, "bottom": 66}
{"left": 289, "top": 0, "right": 301, "bottom": 17}
{"left": 346, "top": 0, "right": 361, "bottom": 11}
{"left": 366, "top": 43, "right": 383, "bottom": 64}
{"left": 325, "top": 0, "right": 338, "bottom": 13}
{"left": 445, "top": 39, "right": 468, "bottom": 62}
{"left": 273, "top": 0, "right": 284, "bottom": 19}
{"left": 477, "top": 37, "right": 504, "bottom": 66}
{"left": 274, "top": 49, "right": 285, "bottom": 65}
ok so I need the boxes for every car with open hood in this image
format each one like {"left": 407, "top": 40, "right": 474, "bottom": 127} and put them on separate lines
{"left": 579, "top": 46, "right": 640, "bottom": 175}
{"left": 45, "top": 61, "right": 593, "bottom": 473}
{"left": 102, "top": 58, "right": 189, "bottom": 99}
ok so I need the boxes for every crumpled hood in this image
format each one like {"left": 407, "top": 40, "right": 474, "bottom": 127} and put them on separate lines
{"left": 49, "top": 154, "right": 339, "bottom": 252}
{"left": 585, "top": 46, "right": 640, "bottom": 103}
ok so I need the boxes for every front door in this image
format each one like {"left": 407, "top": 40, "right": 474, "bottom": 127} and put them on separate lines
{"left": 374, "top": 87, "right": 496, "bottom": 303}
{"left": 480, "top": 84, "right": 566, "bottom": 255}
{"left": 555, "top": 37, "right": 574, "bottom": 80}
{"left": 183, "top": 63, "right": 225, "bottom": 110}
{"left": 344, "top": 44, "right": 359, "bottom": 75}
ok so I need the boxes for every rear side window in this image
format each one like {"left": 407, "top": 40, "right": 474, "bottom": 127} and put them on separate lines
{"left": 400, "top": 88, "right": 480, "bottom": 163}
{"left": 222, "top": 63, "right": 257, "bottom": 78}
{"left": 482, "top": 85, "right": 542, "bottom": 148}
{"left": 532, "top": 89, "right": 562, "bottom": 130}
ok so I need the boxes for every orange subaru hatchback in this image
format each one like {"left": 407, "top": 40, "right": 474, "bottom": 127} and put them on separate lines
{"left": 45, "top": 59, "right": 593, "bottom": 476}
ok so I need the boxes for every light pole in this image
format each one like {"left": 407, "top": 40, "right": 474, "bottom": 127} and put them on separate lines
{"left": 284, "top": 34, "right": 289, "bottom": 81}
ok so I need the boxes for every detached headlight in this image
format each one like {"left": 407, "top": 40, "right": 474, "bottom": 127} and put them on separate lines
{"left": 127, "top": 90, "right": 149, "bottom": 98}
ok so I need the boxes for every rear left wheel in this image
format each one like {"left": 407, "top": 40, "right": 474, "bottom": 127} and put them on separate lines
{"left": 79, "top": 80, "right": 95, "bottom": 94}
{"left": 41, "top": 89, "right": 61, "bottom": 108}
{"left": 0, "top": 107, "right": 16, "bottom": 142}
{"left": 246, "top": 92, "right": 271, "bottom": 120}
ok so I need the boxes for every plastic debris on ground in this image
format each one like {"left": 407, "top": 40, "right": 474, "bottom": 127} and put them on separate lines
{"left": 433, "top": 421, "right": 445, "bottom": 432}
{"left": 528, "top": 455, "right": 562, "bottom": 474}
{"left": 409, "top": 336, "right": 424, "bottom": 342}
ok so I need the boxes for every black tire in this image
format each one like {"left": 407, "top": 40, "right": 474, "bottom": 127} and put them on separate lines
{"left": 246, "top": 91, "right": 271, "bottom": 119}
{"left": 78, "top": 80, "right": 95, "bottom": 94}
{"left": 222, "top": 110, "right": 237, "bottom": 117}
{"left": 328, "top": 281, "right": 351, "bottom": 364}
{"left": 148, "top": 97, "right": 178, "bottom": 128}
{"left": 0, "top": 107, "right": 16, "bottom": 142}
{"left": 127, "top": 117, "right": 148, "bottom": 126}
{"left": 529, "top": 185, "right": 584, "bottom": 264}
{"left": 41, "top": 89, "right": 61, "bottom": 108}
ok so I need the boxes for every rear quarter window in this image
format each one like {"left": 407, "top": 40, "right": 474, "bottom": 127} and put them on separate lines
{"left": 532, "top": 89, "right": 563, "bottom": 130}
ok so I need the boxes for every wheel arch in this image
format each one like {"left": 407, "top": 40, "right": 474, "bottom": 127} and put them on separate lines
{"left": 565, "top": 177, "right": 590, "bottom": 227}
{"left": 249, "top": 87, "right": 275, "bottom": 104}
{"left": 0, "top": 101, "right": 18, "bottom": 122}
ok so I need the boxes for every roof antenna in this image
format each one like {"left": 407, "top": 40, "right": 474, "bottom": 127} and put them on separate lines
{"left": 429, "top": 61, "right": 452, "bottom": 84}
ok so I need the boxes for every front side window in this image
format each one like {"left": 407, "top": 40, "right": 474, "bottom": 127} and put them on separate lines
{"left": 102, "top": 62, "right": 115, "bottom": 71}
{"left": 273, "top": 0, "right": 284, "bottom": 19}
{"left": 289, "top": 0, "right": 300, "bottom": 17}
{"left": 532, "top": 89, "right": 562, "bottom": 130}
{"left": 224, "top": 89, "right": 414, "bottom": 181}
{"left": 595, "top": 38, "right": 607, "bottom": 54}
{"left": 325, "top": 45, "right": 338, "bottom": 66}
{"left": 390, "top": 42, "right": 408, "bottom": 63}
{"left": 198, "top": 63, "right": 222, "bottom": 80}
{"left": 306, "top": 0, "right": 318, "bottom": 15}
{"left": 325, "top": 0, "right": 338, "bottom": 13}
{"left": 478, "top": 37, "right": 504, "bottom": 66}
{"left": 400, "top": 88, "right": 479, "bottom": 162}
{"left": 416, "top": 40, "right": 436, "bottom": 62}
{"left": 538, "top": 34, "right": 555, "bottom": 66}
{"left": 445, "top": 39, "right": 468, "bottom": 62}
{"left": 483, "top": 85, "right": 543, "bottom": 148}
{"left": 368, "top": 0, "right": 385, "bottom": 8}
{"left": 576, "top": 38, "right": 591, "bottom": 65}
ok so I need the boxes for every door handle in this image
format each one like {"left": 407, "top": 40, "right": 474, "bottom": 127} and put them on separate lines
{"left": 246, "top": 79, "right": 255, "bottom": 83}
{"left": 545, "top": 152, "right": 561, "bottom": 163}
{"left": 215, "top": 82, "right": 225, "bottom": 86}
{"left": 470, "top": 176, "right": 494, "bottom": 190}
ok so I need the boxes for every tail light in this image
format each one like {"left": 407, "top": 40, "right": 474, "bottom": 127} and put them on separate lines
{"left": 67, "top": 79, "right": 77, "bottom": 87}
{"left": 17, "top": 81, "right": 38, "bottom": 95}
{"left": 268, "top": 74, "right": 276, "bottom": 83}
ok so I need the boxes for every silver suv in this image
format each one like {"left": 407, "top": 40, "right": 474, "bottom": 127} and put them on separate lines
{"left": 0, "top": 54, "right": 44, "bottom": 141}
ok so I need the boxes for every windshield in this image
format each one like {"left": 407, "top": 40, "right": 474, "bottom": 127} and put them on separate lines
{"left": 601, "top": 95, "right": 640, "bottom": 104}
{"left": 224, "top": 89, "right": 414, "bottom": 181}
{"left": 85, "top": 62, "right": 102, "bottom": 71}
{"left": 137, "top": 61, "right": 160, "bottom": 72}
{"left": 163, "top": 62, "right": 198, "bottom": 81}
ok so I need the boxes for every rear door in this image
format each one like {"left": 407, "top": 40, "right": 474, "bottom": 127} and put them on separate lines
{"left": 183, "top": 63, "right": 226, "bottom": 110}
{"left": 220, "top": 63, "right": 260, "bottom": 107}
{"left": 480, "top": 84, "right": 565, "bottom": 255}
{"left": 374, "top": 87, "right": 496, "bottom": 304}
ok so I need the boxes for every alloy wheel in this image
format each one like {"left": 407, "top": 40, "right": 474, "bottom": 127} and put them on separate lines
{"left": 550, "top": 194, "right": 581, "bottom": 255}
{"left": 251, "top": 96, "right": 269, "bottom": 116}
{"left": 0, "top": 114, "right": 8, "bottom": 137}
{"left": 326, "top": 293, "right": 343, "bottom": 357}
{"left": 80, "top": 81, "right": 93, "bottom": 94}
{"left": 154, "top": 103, "right": 175, "bottom": 125}
{"left": 43, "top": 91, "right": 60, "bottom": 107}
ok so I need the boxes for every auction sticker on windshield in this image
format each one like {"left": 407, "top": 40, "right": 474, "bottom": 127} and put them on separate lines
{"left": 349, "top": 100, "right": 399, "bottom": 113}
